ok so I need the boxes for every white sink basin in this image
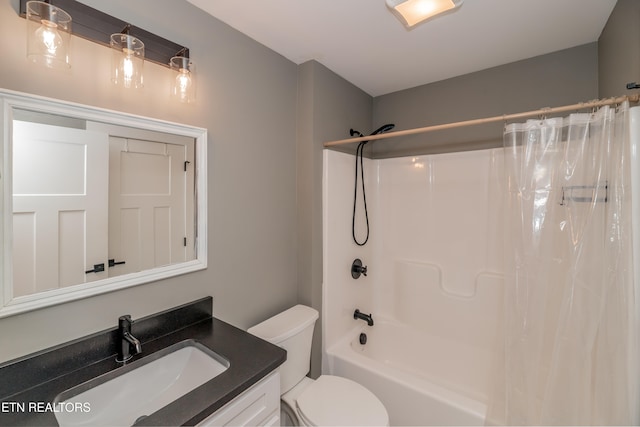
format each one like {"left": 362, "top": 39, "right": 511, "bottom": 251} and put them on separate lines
{"left": 55, "top": 340, "right": 229, "bottom": 426}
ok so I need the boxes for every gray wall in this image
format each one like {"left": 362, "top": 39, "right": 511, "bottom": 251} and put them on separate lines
{"left": 372, "top": 43, "right": 599, "bottom": 158}
{"left": 0, "top": 0, "right": 299, "bottom": 363}
{"left": 598, "top": 0, "right": 640, "bottom": 98}
{"left": 296, "top": 61, "right": 372, "bottom": 377}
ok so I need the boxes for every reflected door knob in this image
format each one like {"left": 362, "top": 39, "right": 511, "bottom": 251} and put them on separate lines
{"left": 108, "top": 259, "right": 126, "bottom": 267}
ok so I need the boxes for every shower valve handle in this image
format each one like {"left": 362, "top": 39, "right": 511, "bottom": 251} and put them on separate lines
{"left": 351, "top": 259, "right": 368, "bottom": 279}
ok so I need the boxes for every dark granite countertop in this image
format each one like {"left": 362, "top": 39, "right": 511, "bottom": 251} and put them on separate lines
{"left": 0, "top": 297, "right": 286, "bottom": 426}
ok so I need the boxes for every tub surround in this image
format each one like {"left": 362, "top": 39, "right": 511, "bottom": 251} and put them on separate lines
{"left": 322, "top": 149, "right": 503, "bottom": 425}
{"left": 0, "top": 297, "right": 286, "bottom": 426}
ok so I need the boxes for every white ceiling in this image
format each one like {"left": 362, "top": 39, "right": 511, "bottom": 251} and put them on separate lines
{"left": 186, "top": 0, "right": 617, "bottom": 97}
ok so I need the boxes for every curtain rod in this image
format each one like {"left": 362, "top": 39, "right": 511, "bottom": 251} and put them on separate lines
{"left": 324, "top": 94, "right": 640, "bottom": 148}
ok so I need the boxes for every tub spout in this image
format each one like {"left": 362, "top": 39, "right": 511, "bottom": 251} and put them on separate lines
{"left": 354, "top": 309, "right": 374, "bottom": 326}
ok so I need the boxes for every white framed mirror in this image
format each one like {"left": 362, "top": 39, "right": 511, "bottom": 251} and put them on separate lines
{"left": 0, "top": 89, "right": 207, "bottom": 318}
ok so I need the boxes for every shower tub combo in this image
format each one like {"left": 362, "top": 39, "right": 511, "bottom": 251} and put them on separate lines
{"left": 322, "top": 149, "right": 504, "bottom": 425}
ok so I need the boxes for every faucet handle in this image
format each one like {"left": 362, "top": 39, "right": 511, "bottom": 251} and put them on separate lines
{"left": 118, "top": 315, "right": 135, "bottom": 335}
{"left": 351, "top": 259, "right": 368, "bottom": 279}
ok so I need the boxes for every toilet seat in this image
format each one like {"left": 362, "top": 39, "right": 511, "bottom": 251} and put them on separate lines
{"left": 295, "top": 375, "right": 388, "bottom": 426}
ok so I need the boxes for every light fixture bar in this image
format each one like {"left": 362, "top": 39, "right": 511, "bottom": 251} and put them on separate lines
{"left": 19, "top": 0, "right": 188, "bottom": 67}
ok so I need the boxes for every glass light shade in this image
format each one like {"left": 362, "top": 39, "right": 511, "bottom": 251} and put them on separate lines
{"left": 26, "top": 1, "right": 72, "bottom": 69}
{"left": 110, "top": 34, "right": 144, "bottom": 89}
{"left": 170, "top": 56, "right": 195, "bottom": 103}
{"left": 386, "top": 0, "right": 463, "bottom": 28}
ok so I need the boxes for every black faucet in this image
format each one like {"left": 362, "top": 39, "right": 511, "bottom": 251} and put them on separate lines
{"left": 353, "top": 309, "right": 374, "bottom": 326}
{"left": 116, "top": 315, "right": 142, "bottom": 363}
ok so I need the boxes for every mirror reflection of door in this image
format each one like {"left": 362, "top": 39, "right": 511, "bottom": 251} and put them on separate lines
{"left": 12, "top": 121, "right": 109, "bottom": 297}
{"left": 108, "top": 136, "right": 195, "bottom": 275}
{"left": 12, "top": 118, "right": 196, "bottom": 299}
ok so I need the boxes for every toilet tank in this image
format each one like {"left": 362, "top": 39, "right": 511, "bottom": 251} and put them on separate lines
{"left": 248, "top": 305, "right": 319, "bottom": 394}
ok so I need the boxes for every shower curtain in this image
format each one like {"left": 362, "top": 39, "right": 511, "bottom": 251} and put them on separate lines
{"left": 491, "top": 101, "right": 639, "bottom": 425}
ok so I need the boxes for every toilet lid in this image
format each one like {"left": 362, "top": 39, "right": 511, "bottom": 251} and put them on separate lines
{"left": 296, "top": 375, "right": 388, "bottom": 426}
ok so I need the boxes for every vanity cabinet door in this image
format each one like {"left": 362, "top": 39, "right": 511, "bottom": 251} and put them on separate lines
{"left": 197, "top": 371, "right": 280, "bottom": 427}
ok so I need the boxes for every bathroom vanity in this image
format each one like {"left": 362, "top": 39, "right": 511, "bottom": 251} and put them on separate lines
{"left": 0, "top": 297, "right": 286, "bottom": 426}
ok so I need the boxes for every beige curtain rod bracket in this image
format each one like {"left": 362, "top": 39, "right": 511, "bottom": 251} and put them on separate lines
{"left": 324, "top": 94, "right": 640, "bottom": 148}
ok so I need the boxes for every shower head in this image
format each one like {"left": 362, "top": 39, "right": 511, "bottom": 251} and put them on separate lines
{"left": 370, "top": 123, "right": 395, "bottom": 135}
{"left": 349, "top": 124, "right": 395, "bottom": 144}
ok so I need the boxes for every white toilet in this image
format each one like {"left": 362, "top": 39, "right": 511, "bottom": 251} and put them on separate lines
{"left": 248, "top": 305, "right": 389, "bottom": 426}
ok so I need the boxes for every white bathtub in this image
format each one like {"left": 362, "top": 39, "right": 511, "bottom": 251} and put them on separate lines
{"left": 325, "top": 318, "right": 490, "bottom": 426}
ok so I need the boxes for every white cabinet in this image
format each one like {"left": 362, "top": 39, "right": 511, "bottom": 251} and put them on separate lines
{"left": 198, "top": 371, "right": 280, "bottom": 427}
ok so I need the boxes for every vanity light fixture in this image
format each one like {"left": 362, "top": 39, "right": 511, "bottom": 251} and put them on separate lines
{"left": 111, "top": 30, "right": 144, "bottom": 89}
{"left": 170, "top": 52, "right": 195, "bottom": 103}
{"left": 386, "top": 0, "right": 464, "bottom": 28}
{"left": 19, "top": 0, "right": 193, "bottom": 97}
{"left": 25, "top": 0, "right": 72, "bottom": 69}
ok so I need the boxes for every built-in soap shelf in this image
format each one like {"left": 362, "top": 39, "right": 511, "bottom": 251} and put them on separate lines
{"left": 560, "top": 181, "right": 608, "bottom": 205}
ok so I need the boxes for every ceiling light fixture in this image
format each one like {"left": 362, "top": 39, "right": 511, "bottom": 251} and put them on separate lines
{"left": 386, "top": 0, "right": 464, "bottom": 28}
{"left": 25, "top": 1, "right": 72, "bottom": 69}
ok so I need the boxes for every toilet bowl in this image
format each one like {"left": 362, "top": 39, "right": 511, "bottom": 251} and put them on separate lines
{"left": 248, "top": 305, "right": 388, "bottom": 426}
